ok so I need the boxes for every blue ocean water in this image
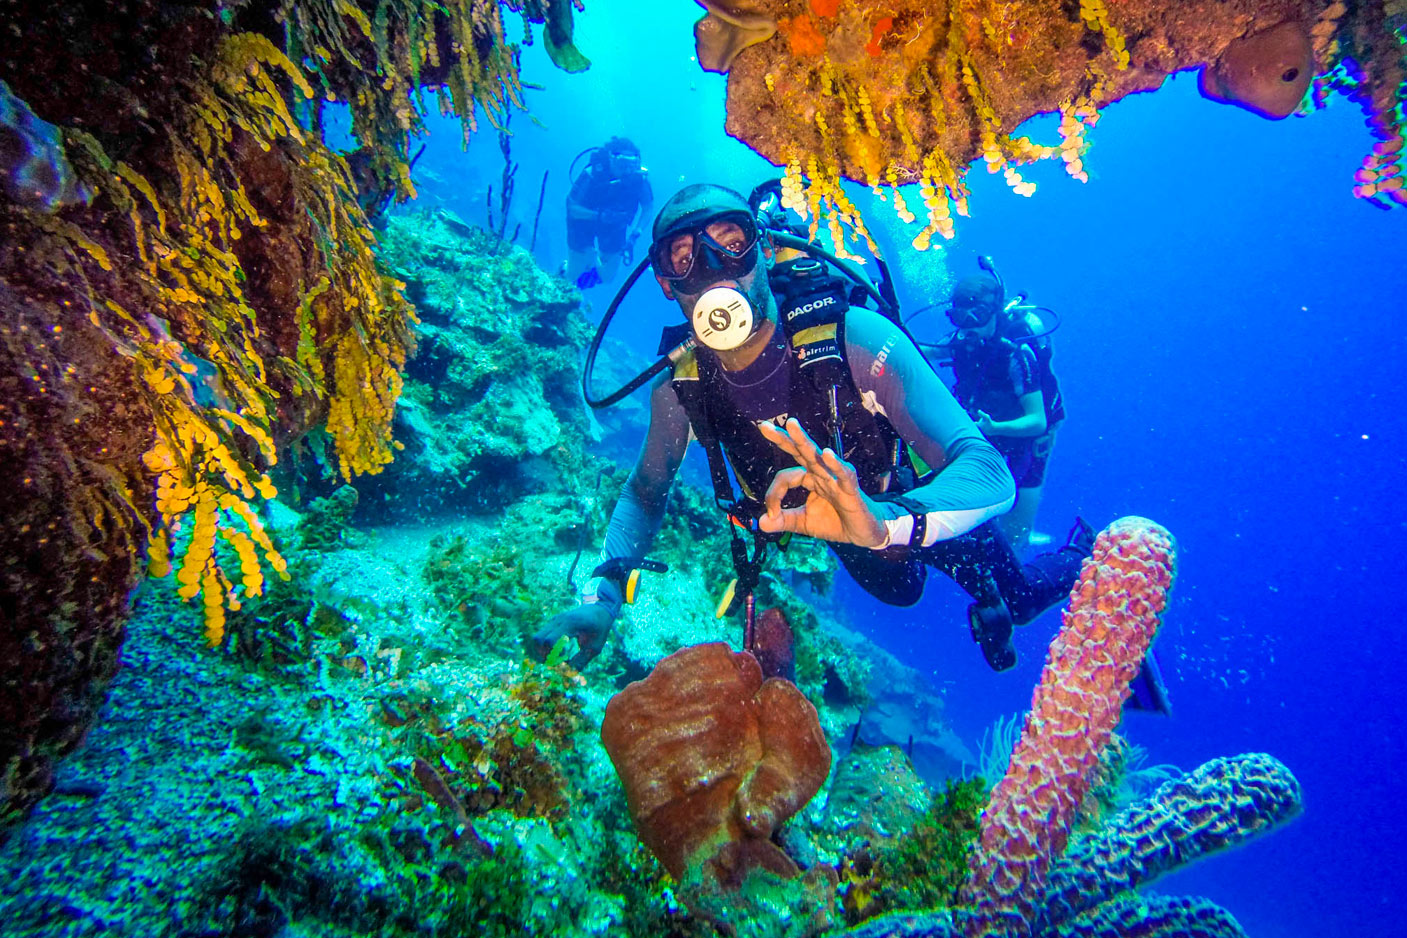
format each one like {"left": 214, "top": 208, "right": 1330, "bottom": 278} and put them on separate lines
{"left": 405, "top": 3, "right": 1405, "bottom": 935}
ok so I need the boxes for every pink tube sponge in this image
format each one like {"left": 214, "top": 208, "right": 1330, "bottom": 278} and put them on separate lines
{"left": 960, "top": 517, "right": 1177, "bottom": 938}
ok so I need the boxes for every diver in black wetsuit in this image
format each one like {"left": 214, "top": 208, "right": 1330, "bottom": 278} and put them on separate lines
{"left": 532, "top": 184, "right": 1094, "bottom": 672}
{"left": 564, "top": 137, "right": 653, "bottom": 288}
{"left": 940, "top": 270, "right": 1067, "bottom": 554}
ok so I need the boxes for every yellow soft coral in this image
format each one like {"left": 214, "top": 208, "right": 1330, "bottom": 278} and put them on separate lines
{"left": 1079, "top": 0, "right": 1130, "bottom": 71}
{"left": 57, "top": 31, "right": 413, "bottom": 647}
{"left": 282, "top": 0, "right": 527, "bottom": 199}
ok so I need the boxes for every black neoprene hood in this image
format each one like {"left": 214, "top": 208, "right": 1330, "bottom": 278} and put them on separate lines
{"left": 651, "top": 184, "right": 752, "bottom": 242}
{"left": 952, "top": 274, "right": 1004, "bottom": 312}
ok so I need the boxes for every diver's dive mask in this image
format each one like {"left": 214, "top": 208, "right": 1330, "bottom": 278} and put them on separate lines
{"left": 947, "top": 300, "right": 998, "bottom": 331}
{"left": 608, "top": 151, "right": 641, "bottom": 174}
{"left": 649, "top": 210, "right": 761, "bottom": 295}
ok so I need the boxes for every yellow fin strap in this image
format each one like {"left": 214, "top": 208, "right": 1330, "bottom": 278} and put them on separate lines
{"left": 715, "top": 578, "right": 738, "bottom": 619}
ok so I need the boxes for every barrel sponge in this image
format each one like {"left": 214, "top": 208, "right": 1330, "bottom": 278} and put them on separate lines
{"left": 600, "top": 642, "right": 830, "bottom": 883}
{"left": 960, "top": 517, "right": 1176, "bottom": 938}
{"left": 1198, "top": 21, "right": 1315, "bottom": 119}
{"left": 1039, "top": 753, "right": 1303, "bottom": 928}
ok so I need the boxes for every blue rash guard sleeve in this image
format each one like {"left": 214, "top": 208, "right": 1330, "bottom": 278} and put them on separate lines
{"left": 580, "top": 371, "right": 691, "bottom": 615}
{"left": 844, "top": 308, "right": 1015, "bottom": 546}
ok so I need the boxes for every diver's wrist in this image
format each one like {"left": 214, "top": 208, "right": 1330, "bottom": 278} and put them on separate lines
{"left": 580, "top": 575, "right": 623, "bottom": 614}
{"left": 872, "top": 514, "right": 915, "bottom": 550}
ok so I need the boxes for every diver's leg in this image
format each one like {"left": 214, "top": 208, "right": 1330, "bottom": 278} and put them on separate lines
{"left": 920, "top": 520, "right": 1092, "bottom": 669}
{"left": 565, "top": 217, "right": 598, "bottom": 280}
{"left": 1021, "top": 432, "right": 1057, "bottom": 549}
{"left": 597, "top": 251, "right": 622, "bottom": 283}
{"left": 918, "top": 527, "right": 1017, "bottom": 671}
{"left": 998, "top": 517, "right": 1095, "bottom": 625}
{"left": 997, "top": 484, "right": 1043, "bottom": 553}
{"left": 595, "top": 225, "right": 628, "bottom": 283}
{"left": 993, "top": 440, "right": 1036, "bottom": 553}
{"left": 831, "top": 543, "right": 927, "bottom": 607}
{"left": 566, "top": 248, "right": 597, "bottom": 280}
{"left": 917, "top": 526, "right": 1006, "bottom": 602}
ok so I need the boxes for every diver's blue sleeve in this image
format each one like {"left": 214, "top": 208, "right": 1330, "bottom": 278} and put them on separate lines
{"left": 580, "top": 370, "right": 691, "bottom": 614}
{"left": 844, "top": 308, "right": 1015, "bottom": 546}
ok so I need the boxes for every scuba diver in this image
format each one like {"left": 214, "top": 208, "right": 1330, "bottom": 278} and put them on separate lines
{"left": 930, "top": 262, "right": 1066, "bottom": 553}
{"left": 529, "top": 182, "right": 1101, "bottom": 675}
{"left": 564, "top": 137, "right": 653, "bottom": 289}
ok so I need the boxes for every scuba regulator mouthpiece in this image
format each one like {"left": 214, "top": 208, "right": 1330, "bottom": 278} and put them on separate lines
{"left": 691, "top": 286, "right": 756, "bottom": 351}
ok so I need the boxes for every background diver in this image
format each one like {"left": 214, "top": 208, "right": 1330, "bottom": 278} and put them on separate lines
{"left": 563, "top": 136, "right": 653, "bottom": 289}
{"left": 926, "top": 261, "right": 1067, "bottom": 553}
{"left": 532, "top": 182, "right": 1116, "bottom": 678}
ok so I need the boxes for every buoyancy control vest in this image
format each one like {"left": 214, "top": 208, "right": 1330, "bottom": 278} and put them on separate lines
{"left": 950, "top": 312, "right": 1066, "bottom": 428}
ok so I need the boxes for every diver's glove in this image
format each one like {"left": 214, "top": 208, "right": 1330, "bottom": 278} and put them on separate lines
{"left": 528, "top": 601, "right": 616, "bottom": 670}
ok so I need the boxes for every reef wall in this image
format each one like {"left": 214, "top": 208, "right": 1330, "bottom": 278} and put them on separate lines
{"left": 0, "top": 0, "right": 557, "bottom": 829}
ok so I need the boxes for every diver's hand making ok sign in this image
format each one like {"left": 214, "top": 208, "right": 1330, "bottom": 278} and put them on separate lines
{"left": 756, "top": 418, "right": 889, "bottom": 548}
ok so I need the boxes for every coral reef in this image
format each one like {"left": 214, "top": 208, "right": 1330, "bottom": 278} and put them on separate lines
{"left": 600, "top": 642, "right": 831, "bottom": 886}
{"left": 0, "top": 17, "right": 404, "bottom": 825}
{"left": 1046, "top": 895, "right": 1251, "bottom": 938}
{"left": 691, "top": 1, "right": 1407, "bottom": 250}
{"left": 834, "top": 748, "right": 1301, "bottom": 938}
{"left": 401, "top": 656, "right": 589, "bottom": 831}
{"left": 823, "top": 744, "right": 935, "bottom": 849}
{"left": 829, "top": 518, "right": 1302, "bottom": 938}
{"left": 0, "top": 0, "right": 562, "bottom": 829}
{"left": 366, "top": 209, "right": 594, "bottom": 517}
{"left": 424, "top": 527, "right": 572, "bottom": 653}
{"left": 840, "top": 776, "right": 987, "bottom": 923}
{"left": 295, "top": 484, "right": 362, "bottom": 552}
{"left": 0, "top": 500, "right": 907, "bottom": 936}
